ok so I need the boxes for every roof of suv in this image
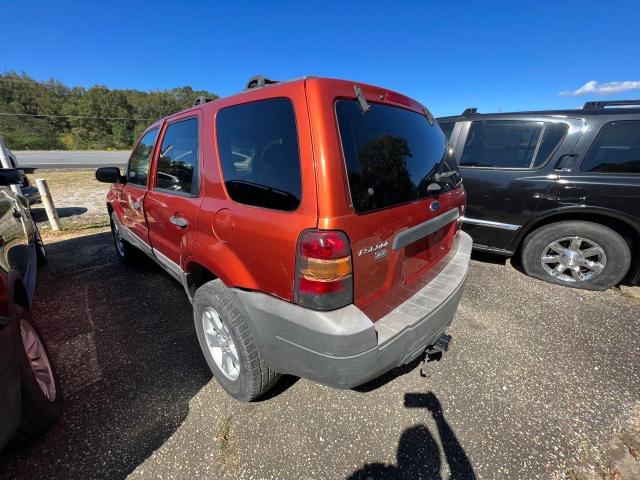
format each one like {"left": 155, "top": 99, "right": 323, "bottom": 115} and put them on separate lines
{"left": 438, "top": 100, "right": 640, "bottom": 122}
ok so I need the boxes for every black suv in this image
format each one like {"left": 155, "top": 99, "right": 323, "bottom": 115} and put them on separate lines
{"left": 438, "top": 100, "right": 640, "bottom": 290}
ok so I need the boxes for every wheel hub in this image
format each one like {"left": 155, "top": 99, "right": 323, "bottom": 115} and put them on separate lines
{"left": 202, "top": 307, "right": 240, "bottom": 381}
{"left": 541, "top": 236, "right": 606, "bottom": 283}
{"left": 20, "top": 319, "right": 56, "bottom": 402}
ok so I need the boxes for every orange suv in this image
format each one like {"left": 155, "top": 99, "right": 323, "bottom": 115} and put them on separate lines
{"left": 96, "top": 76, "right": 471, "bottom": 401}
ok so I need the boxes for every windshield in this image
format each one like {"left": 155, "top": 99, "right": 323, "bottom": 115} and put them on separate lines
{"left": 336, "top": 100, "right": 460, "bottom": 214}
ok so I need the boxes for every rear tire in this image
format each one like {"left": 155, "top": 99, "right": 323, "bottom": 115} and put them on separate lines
{"left": 521, "top": 221, "right": 631, "bottom": 290}
{"left": 8, "top": 306, "right": 63, "bottom": 446}
{"left": 193, "top": 280, "right": 279, "bottom": 401}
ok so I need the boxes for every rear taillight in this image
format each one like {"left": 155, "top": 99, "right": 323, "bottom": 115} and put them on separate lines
{"left": 295, "top": 230, "right": 353, "bottom": 311}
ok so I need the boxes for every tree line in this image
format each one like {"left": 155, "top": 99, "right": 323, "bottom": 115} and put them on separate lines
{"left": 0, "top": 72, "right": 219, "bottom": 150}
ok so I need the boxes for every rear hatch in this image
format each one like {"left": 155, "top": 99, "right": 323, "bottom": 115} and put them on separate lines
{"left": 332, "top": 96, "right": 464, "bottom": 321}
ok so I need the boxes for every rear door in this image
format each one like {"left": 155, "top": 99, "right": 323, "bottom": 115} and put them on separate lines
{"left": 554, "top": 117, "right": 640, "bottom": 220}
{"left": 118, "top": 128, "right": 159, "bottom": 245}
{"left": 145, "top": 113, "right": 203, "bottom": 276}
{"left": 455, "top": 117, "right": 581, "bottom": 249}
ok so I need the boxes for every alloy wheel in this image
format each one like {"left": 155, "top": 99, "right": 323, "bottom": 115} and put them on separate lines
{"left": 540, "top": 236, "right": 606, "bottom": 283}
{"left": 20, "top": 319, "right": 57, "bottom": 402}
{"left": 202, "top": 307, "right": 240, "bottom": 381}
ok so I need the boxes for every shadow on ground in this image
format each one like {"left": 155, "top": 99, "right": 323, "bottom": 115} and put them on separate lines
{"left": 31, "top": 206, "right": 88, "bottom": 221}
{"left": 348, "top": 392, "right": 476, "bottom": 480}
{"left": 0, "top": 232, "right": 211, "bottom": 480}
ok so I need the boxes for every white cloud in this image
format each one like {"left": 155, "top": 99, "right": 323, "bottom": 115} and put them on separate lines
{"left": 559, "top": 80, "right": 640, "bottom": 97}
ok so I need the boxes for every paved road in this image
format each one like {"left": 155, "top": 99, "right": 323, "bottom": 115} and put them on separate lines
{"left": 13, "top": 151, "right": 129, "bottom": 169}
{"left": 0, "top": 232, "right": 638, "bottom": 479}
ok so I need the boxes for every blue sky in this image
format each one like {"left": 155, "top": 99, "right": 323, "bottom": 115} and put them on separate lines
{"left": 1, "top": 0, "right": 639, "bottom": 116}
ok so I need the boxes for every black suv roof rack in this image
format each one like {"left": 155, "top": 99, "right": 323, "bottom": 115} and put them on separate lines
{"left": 193, "top": 96, "right": 213, "bottom": 107}
{"left": 462, "top": 108, "right": 477, "bottom": 116}
{"left": 245, "top": 75, "right": 279, "bottom": 91}
{"left": 583, "top": 100, "right": 640, "bottom": 110}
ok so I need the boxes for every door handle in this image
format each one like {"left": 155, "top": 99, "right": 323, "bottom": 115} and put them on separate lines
{"left": 131, "top": 201, "right": 142, "bottom": 210}
{"left": 169, "top": 215, "right": 188, "bottom": 229}
{"left": 554, "top": 154, "right": 578, "bottom": 171}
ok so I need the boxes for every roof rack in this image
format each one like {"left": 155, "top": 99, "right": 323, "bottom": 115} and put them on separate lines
{"left": 193, "top": 96, "right": 213, "bottom": 107}
{"left": 462, "top": 107, "right": 477, "bottom": 116}
{"left": 245, "top": 75, "right": 279, "bottom": 91}
{"left": 583, "top": 100, "right": 640, "bottom": 110}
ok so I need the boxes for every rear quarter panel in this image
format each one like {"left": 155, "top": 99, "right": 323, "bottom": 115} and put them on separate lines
{"left": 190, "top": 81, "right": 318, "bottom": 301}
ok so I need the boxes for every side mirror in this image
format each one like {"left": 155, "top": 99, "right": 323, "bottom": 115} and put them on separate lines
{"left": 95, "top": 167, "right": 124, "bottom": 184}
{"left": 0, "top": 168, "right": 23, "bottom": 187}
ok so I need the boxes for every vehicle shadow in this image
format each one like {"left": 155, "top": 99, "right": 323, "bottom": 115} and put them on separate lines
{"left": 0, "top": 231, "right": 212, "bottom": 480}
{"left": 348, "top": 392, "right": 476, "bottom": 480}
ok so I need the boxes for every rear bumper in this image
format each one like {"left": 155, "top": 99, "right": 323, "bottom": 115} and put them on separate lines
{"left": 232, "top": 231, "right": 472, "bottom": 389}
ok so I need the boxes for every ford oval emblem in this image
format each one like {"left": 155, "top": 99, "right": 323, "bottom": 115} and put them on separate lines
{"left": 430, "top": 201, "right": 441, "bottom": 212}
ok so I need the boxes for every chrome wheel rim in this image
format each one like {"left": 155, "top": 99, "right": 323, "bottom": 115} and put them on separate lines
{"left": 202, "top": 307, "right": 240, "bottom": 381}
{"left": 20, "top": 319, "right": 56, "bottom": 402}
{"left": 541, "top": 236, "right": 606, "bottom": 283}
{"left": 111, "top": 217, "right": 125, "bottom": 257}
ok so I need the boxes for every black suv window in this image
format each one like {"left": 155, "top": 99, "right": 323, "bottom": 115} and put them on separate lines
{"left": 216, "top": 98, "right": 302, "bottom": 211}
{"left": 156, "top": 118, "right": 200, "bottom": 195}
{"left": 127, "top": 128, "right": 158, "bottom": 187}
{"left": 336, "top": 100, "right": 457, "bottom": 214}
{"left": 460, "top": 120, "right": 567, "bottom": 169}
{"left": 461, "top": 120, "right": 542, "bottom": 168}
{"left": 440, "top": 122, "right": 455, "bottom": 141}
{"left": 582, "top": 120, "right": 640, "bottom": 174}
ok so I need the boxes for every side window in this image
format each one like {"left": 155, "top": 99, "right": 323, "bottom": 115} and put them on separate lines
{"left": 533, "top": 122, "right": 569, "bottom": 168}
{"left": 582, "top": 120, "right": 640, "bottom": 174}
{"left": 127, "top": 128, "right": 158, "bottom": 187}
{"left": 439, "top": 122, "right": 456, "bottom": 141}
{"left": 460, "top": 120, "right": 542, "bottom": 168}
{"left": 156, "top": 118, "right": 200, "bottom": 195}
{"left": 216, "top": 98, "right": 302, "bottom": 211}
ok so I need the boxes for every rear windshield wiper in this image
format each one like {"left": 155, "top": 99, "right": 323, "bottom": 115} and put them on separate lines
{"left": 354, "top": 85, "right": 370, "bottom": 114}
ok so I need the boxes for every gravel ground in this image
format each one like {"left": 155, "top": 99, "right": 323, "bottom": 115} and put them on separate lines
{"left": 0, "top": 232, "right": 638, "bottom": 480}
{"left": 26, "top": 169, "right": 110, "bottom": 234}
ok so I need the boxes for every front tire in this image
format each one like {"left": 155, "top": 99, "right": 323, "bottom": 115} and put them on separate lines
{"left": 193, "top": 280, "right": 279, "bottom": 401}
{"left": 9, "top": 306, "right": 63, "bottom": 446}
{"left": 110, "top": 211, "right": 139, "bottom": 264}
{"left": 521, "top": 221, "right": 631, "bottom": 290}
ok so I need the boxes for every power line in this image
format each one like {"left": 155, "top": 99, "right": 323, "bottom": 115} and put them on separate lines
{"left": 0, "top": 112, "right": 154, "bottom": 121}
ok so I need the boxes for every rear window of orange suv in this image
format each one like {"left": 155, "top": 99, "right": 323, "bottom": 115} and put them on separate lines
{"left": 336, "top": 100, "right": 455, "bottom": 214}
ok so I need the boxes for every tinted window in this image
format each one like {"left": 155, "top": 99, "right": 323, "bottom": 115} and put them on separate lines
{"left": 440, "top": 122, "right": 455, "bottom": 141}
{"left": 460, "top": 120, "right": 543, "bottom": 168}
{"left": 582, "top": 120, "right": 640, "bottom": 173}
{"left": 217, "top": 98, "right": 301, "bottom": 211}
{"left": 156, "top": 118, "right": 199, "bottom": 195}
{"left": 534, "top": 122, "right": 569, "bottom": 167}
{"left": 336, "top": 100, "right": 458, "bottom": 214}
{"left": 127, "top": 128, "right": 158, "bottom": 186}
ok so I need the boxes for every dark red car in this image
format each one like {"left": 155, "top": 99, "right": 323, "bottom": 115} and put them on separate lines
{"left": 0, "top": 169, "right": 61, "bottom": 450}
{"left": 96, "top": 76, "right": 471, "bottom": 401}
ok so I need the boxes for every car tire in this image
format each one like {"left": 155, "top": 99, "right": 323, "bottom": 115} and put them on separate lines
{"left": 8, "top": 306, "right": 63, "bottom": 446}
{"left": 521, "top": 221, "right": 631, "bottom": 291}
{"left": 34, "top": 223, "right": 47, "bottom": 268}
{"left": 193, "top": 279, "right": 280, "bottom": 401}
{"left": 110, "top": 211, "right": 139, "bottom": 264}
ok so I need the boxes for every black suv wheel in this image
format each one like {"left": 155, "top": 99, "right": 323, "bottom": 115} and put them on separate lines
{"left": 522, "top": 221, "right": 631, "bottom": 290}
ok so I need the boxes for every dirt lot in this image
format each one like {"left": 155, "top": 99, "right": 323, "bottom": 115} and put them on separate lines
{"left": 26, "top": 169, "right": 110, "bottom": 235}
{"left": 0, "top": 171, "right": 638, "bottom": 479}
{"left": 0, "top": 232, "right": 638, "bottom": 480}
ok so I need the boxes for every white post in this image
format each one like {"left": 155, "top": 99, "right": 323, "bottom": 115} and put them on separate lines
{"left": 35, "top": 178, "right": 61, "bottom": 231}
{"left": 0, "top": 136, "right": 23, "bottom": 196}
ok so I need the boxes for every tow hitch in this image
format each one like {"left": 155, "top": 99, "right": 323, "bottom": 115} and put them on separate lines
{"left": 420, "top": 333, "right": 452, "bottom": 377}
